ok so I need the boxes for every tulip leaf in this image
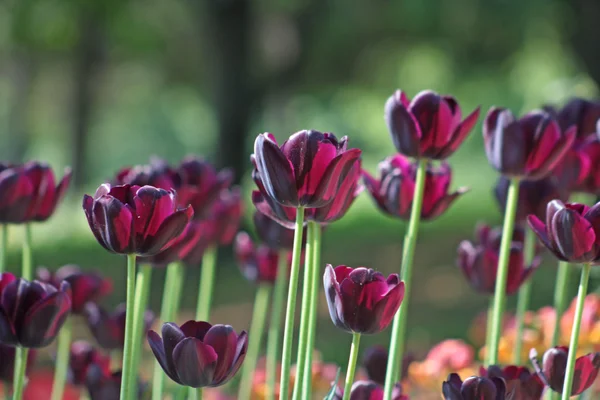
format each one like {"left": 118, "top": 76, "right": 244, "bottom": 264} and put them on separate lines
{"left": 323, "top": 367, "right": 342, "bottom": 400}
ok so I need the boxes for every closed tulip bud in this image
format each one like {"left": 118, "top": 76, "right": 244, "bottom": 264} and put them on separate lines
{"left": 480, "top": 365, "right": 544, "bottom": 400}
{"left": 442, "top": 373, "right": 506, "bottom": 400}
{"left": 68, "top": 341, "right": 110, "bottom": 386}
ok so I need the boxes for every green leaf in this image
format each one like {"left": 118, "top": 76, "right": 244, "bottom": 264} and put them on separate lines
{"left": 323, "top": 367, "right": 342, "bottom": 400}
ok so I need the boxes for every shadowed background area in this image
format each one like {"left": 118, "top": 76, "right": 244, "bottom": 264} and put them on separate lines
{"left": 1, "top": 0, "right": 600, "bottom": 368}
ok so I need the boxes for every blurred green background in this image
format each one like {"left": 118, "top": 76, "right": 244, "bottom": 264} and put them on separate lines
{"left": 1, "top": 0, "right": 600, "bottom": 367}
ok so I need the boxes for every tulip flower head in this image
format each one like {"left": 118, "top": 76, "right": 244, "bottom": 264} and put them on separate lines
{"left": 528, "top": 200, "right": 600, "bottom": 263}
{"left": 530, "top": 347, "right": 600, "bottom": 395}
{"left": 68, "top": 341, "right": 110, "bottom": 386}
{"left": 323, "top": 265, "right": 404, "bottom": 334}
{"left": 83, "top": 184, "right": 193, "bottom": 256}
{"left": 552, "top": 97, "right": 600, "bottom": 140}
{"left": 85, "top": 364, "right": 146, "bottom": 400}
{"left": 85, "top": 303, "right": 154, "bottom": 350}
{"left": 252, "top": 212, "right": 296, "bottom": 250}
{"left": 235, "top": 232, "right": 282, "bottom": 284}
{"left": 207, "top": 187, "right": 243, "bottom": 246}
{"left": 363, "top": 154, "right": 468, "bottom": 221}
{"left": 252, "top": 130, "right": 361, "bottom": 208}
{"left": 480, "top": 365, "right": 544, "bottom": 400}
{"left": 442, "top": 373, "right": 506, "bottom": 400}
{"left": 148, "top": 321, "right": 248, "bottom": 388}
{"left": 385, "top": 89, "right": 480, "bottom": 160}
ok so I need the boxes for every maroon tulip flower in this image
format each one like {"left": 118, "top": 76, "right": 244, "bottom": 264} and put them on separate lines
{"left": 385, "top": 89, "right": 480, "bottom": 160}
{"left": 0, "top": 273, "right": 71, "bottom": 348}
{"left": 85, "top": 303, "right": 154, "bottom": 350}
{"left": 83, "top": 184, "right": 193, "bottom": 256}
{"left": 85, "top": 364, "right": 146, "bottom": 400}
{"left": 363, "top": 154, "right": 468, "bottom": 221}
{"left": 37, "top": 265, "right": 112, "bottom": 314}
{"left": 528, "top": 200, "right": 600, "bottom": 263}
{"left": 68, "top": 341, "right": 110, "bottom": 386}
{"left": 0, "top": 161, "right": 71, "bottom": 223}
{"left": 147, "top": 320, "right": 248, "bottom": 388}
{"left": 442, "top": 373, "right": 506, "bottom": 400}
{"left": 0, "top": 343, "right": 36, "bottom": 382}
{"left": 361, "top": 345, "right": 413, "bottom": 386}
{"left": 252, "top": 130, "right": 361, "bottom": 207}
{"left": 483, "top": 108, "right": 576, "bottom": 180}
{"left": 552, "top": 97, "right": 600, "bottom": 140}
{"left": 530, "top": 347, "right": 600, "bottom": 395}
{"left": 115, "top": 157, "right": 178, "bottom": 190}
{"left": 457, "top": 224, "right": 541, "bottom": 295}
{"left": 334, "top": 381, "right": 408, "bottom": 400}
{"left": 208, "top": 187, "right": 243, "bottom": 246}
{"left": 252, "top": 212, "right": 296, "bottom": 250}
{"left": 480, "top": 365, "right": 544, "bottom": 400}
{"left": 574, "top": 136, "right": 600, "bottom": 195}
{"left": 323, "top": 265, "right": 405, "bottom": 334}
{"left": 235, "top": 232, "right": 282, "bottom": 284}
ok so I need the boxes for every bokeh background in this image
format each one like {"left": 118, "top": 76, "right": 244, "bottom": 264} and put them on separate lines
{"left": 1, "top": 0, "right": 599, "bottom": 369}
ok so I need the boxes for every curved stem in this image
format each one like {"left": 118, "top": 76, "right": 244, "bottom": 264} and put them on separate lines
{"left": 129, "top": 263, "right": 152, "bottom": 398}
{"left": 302, "top": 222, "right": 322, "bottom": 398}
{"left": 265, "top": 250, "right": 289, "bottom": 400}
{"left": 12, "top": 347, "right": 29, "bottom": 400}
{"left": 561, "top": 263, "right": 591, "bottom": 400}
{"left": 50, "top": 317, "right": 73, "bottom": 400}
{"left": 238, "top": 284, "right": 272, "bottom": 400}
{"left": 488, "top": 177, "right": 520, "bottom": 366}
{"left": 291, "top": 221, "right": 316, "bottom": 400}
{"left": 552, "top": 261, "right": 571, "bottom": 347}
{"left": 513, "top": 226, "right": 536, "bottom": 364}
{"left": 342, "top": 333, "right": 362, "bottom": 400}
{"left": 195, "top": 245, "right": 218, "bottom": 321}
{"left": 279, "top": 207, "right": 305, "bottom": 400}
{"left": 119, "top": 254, "right": 137, "bottom": 400}
{"left": 22, "top": 224, "right": 32, "bottom": 280}
{"left": 383, "top": 158, "right": 427, "bottom": 399}
{"left": 0, "top": 224, "right": 8, "bottom": 273}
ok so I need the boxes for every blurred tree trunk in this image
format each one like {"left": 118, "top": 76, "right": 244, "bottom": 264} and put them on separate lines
{"left": 568, "top": 0, "right": 600, "bottom": 87}
{"left": 7, "top": 50, "right": 35, "bottom": 162}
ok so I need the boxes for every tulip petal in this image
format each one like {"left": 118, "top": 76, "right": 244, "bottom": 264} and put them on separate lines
{"left": 254, "top": 134, "right": 298, "bottom": 206}
{"left": 552, "top": 207, "right": 596, "bottom": 262}
{"left": 202, "top": 324, "right": 239, "bottom": 384}
{"left": 424, "top": 187, "right": 469, "bottom": 220}
{"left": 372, "top": 281, "right": 405, "bottom": 332}
{"left": 227, "top": 331, "right": 248, "bottom": 383}
{"left": 93, "top": 195, "right": 133, "bottom": 253}
{"left": 83, "top": 195, "right": 110, "bottom": 252}
{"left": 385, "top": 92, "right": 421, "bottom": 157}
{"left": 0, "top": 306, "right": 18, "bottom": 346}
{"left": 173, "top": 337, "right": 218, "bottom": 387}
{"left": 309, "top": 148, "right": 361, "bottom": 208}
{"left": 571, "top": 353, "right": 600, "bottom": 395}
{"left": 323, "top": 265, "right": 349, "bottom": 332}
{"left": 0, "top": 168, "right": 34, "bottom": 223}
{"left": 133, "top": 186, "right": 177, "bottom": 238}
{"left": 527, "top": 215, "right": 555, "bottom": 253}
{"left": 20, "top": 290, "right": 71, "bottom": 348}
{"left": 147, "top": 330, "right": 181, "bottom": 384}
{"left": 180, "top": 320, "right": 213, "bottom": 340}
{"left": 138, "top": 206, "right": 193, "bottom": 256}
{"left": 160, "top": 322, "right": 187, "bottom": 378}
{"left": 251, "top": 191, "right": 297, "bottom": 230}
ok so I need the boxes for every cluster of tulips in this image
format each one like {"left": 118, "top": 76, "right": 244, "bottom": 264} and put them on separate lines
{"left": 0, "top": 90, "right": 600, "bottom": 400}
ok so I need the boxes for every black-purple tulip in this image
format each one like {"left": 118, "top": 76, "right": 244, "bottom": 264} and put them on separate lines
{"left": 68, "top": 341, "right": 110, "bottom": 386}
{"left": 442, "top": 373, "right": 506, "bottom": 400}
{"left": 481, "top": 365, "right": 544, "bottom": 400}
{"left": 85, "top": 303, "right": 154, "bottom": 350}
{"left": 85, "top": 364, "right": 146, "bottom": 400}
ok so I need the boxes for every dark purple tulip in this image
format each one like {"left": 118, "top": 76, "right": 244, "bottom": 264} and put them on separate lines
{"left": 363, "top": 154, "right": 468, "bottom": 221}
{"left": 37, "top": 265, "right": 112, "bottom": 314}
{"left": 252, "top": 212, "right": 296, "bottom": 250}
{"left": 334, "top": 381, "right": 407, "bottom": 400}
{"left": 85, "top": 303, "right": 154, "bottom": 350}
{"left": 442, "top": 373, "right": 506, "bottom": 400}
{"left": 68, "top": 341, "right": 110, "bottom": 386}
{"left": 115, "top": 157, "right": 179, "bottom": 191}
{"left": 323, "top": 265, "right": 405, "bottom": 334}
{"left": 252, "top": 130, "right": 361, "bottom": 207}
{"left": 208, "top": 188, "right": 243, "bottom": 246}
{"left": 0, "top": 273, "right": 71, "bottom": 348}
{"left": 481, "top": 365, "right": 544, "bottom": 400}
{"left": 576, "top": 137, "right": 600, "bottom": 195}
{"left": 235, "top": 232, "right": 282, "bottom": 284}
{"left": 361, "top": 346, "right": 413, "bottom": 386}
{"left": 528, "top": 200, "right": 600, "bottom": 263}
{"left": 385, "top": 89, "right": 480, "bottom": 160}
{"left": 457, "top": 224, "right": 541, "bottom": 295}
{"left": 0, "top": 161, "right": 71, "bottom": 223}
{"left": 483, "top": 108, "right": 576, "bottom": 180}
{"left": 553, "top": 98, "right": 600, "bottom": 140}
{"left": 147, "top": 320, "right": 248, "bottom": 388}
{"left": 85, "top": 364, "right": 146, "bottom": 400}
{"left": 82, "top": 184, "right": 194, "bottom": 256}
{"left": 530, "top": 347, "right": 600, "bottom": 395}
{"left": 0, "top": 343, "right": 36, "bottom": 382}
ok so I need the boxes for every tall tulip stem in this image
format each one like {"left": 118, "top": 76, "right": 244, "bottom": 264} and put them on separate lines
{"left": 119, "top": 253, "right": 137, "bottom": 400}
{"left": 561, "top": 263, "right": 591, "bottom": 400}
{"left": 0, "top": 224, "right": 8, "bottom": 273}
{"left": 342, "top": 333, "right": 362, "bottom": 400}
{"left": 22, "top": 224, "right": 33, "bottom": 280}
{"left": 485, "top": 297, "right": 494, "bottom": 365}
{"left": 552, "top": 261, "right": 571, "bottom": 347}
{"left": 195, "top": 245, "right": 218, "bottom": 321}
{"left": 12, "top": 347, "right": 28, "bottom": 400}
{"left": 129, "top": 263, "right": 152, "bottom": 398}
{"left": 488, "top": 177, "right": 520, "bottom": 366}
{"left": 239, "top": 284, "right": 272, "bottom": 400}
{"left": 266, "top": 250, "right": 289, "bottom": 400}
{"left": 196, "top": 388, "right": 203, "bottom": 400}
{"left": 383, "top": 158, "right": 427, "bottom": 399}
{"left": 513, "top": 226, "right": 536, "bottom": 364}
{"left": 302, "top": 222, "right": 322, "bottom": 398}
{"left": 279, "top": 207, "right": 306, "bottom": 399}
{"left": 51, "top": 316, "right": 73, "bottom": 400}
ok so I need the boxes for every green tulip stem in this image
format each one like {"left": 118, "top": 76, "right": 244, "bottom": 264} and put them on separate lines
{"left": 485, "top": 297, "right": 494, "bottom": 365}
{"left": 152, "top": 263, "right": 183, "bottom": 400}
{"left": 383, "top": 158, "right": 427, "bottom": 400}
{"left": 513, "top": 226, "right": 537, "bottom": 364}
{"left": 0, "top": 224, "right": 8, "bottom": 273}
{"left": 129, "top": 263, "right": 152, "bottom": 399}
{"left": 279, "top": 207, "right": 306, "bottom": 399}
{"left": 50, "top": 317, "right": 73, "bottom": 400}
{"left": 12, "top": 347, "right": 28, "bottom": 400}
{"left": 302, "top": 222, "right": 322, "bottom": 398}
{"left": 170, "top": 263, "right": 185, "bottom": 319}
{"left": 196, "top": 388, "right": 203, "bottom": 400}
{"left": 561, "top": 263, "right": 591, "bottom": 400}
{"left": 238, "top": 284, "right": 272, "bottom": 400}
{"left": 292, "top": 220, "right": 316, "bottom": 400}
{"left": 552, "top": 261, "right": 571, "bottom": 347}
{"left": 119, "top": 253, "right": 138, "bottom": 400}
{"left": 265, "top": 250, "right": 289, "bottom": 400}
{"left": 488, "top": 177, "right": 520, "bottom": 366}
{"left": 195, "top": 245, "right": 218, "bottom": 321}
{"left": 342, "top": 333, "right": 362, "bottom": 400}
{"left": 22, "top": 224, "right": 33, "bottom": 280}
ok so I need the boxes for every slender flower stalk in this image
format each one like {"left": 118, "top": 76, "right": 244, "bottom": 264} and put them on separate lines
{"left": 561, "top": 263, "right": 592, "bottom": 400}
{"left": 22, "top": 224, "right": 33, "bottom": 280}
{"left": 12, "top": 347, "right": 29, "bottom": 400}
{"left": 302, "top": 222, "right": 322, "bottom": 398}
{"left": 485, "top": 298, "right": 494, "bottom": 365}
{"left": 238, "top": 284, "right": 272, "bottom": 400}
{"left": 197, "top": 388, "right": 203, "bottom": 400}
{"left": 169, "top": 263, "right": 185, "bottom": 318}
{"left": 383, "top": 158, "right": 427, "bottom": 399}
{"left": 129, "top": 263, "right": 153, "bottom": 396}
{"left": 488, "top": 178, "right": 520, "bottom": 365}
{"left": 552, "top": 261, "right": 571, "bottom": 347}
{"left": 513, "top": 226, "right": 537, "bottom": 363}
{"left": 0, "top": 224, "right": 7, "bottom": 273}
{"left": 266, "top": 250, "right": 289, "bottom": 400}
{"left": 119, "top": 254, "right": 138, "bottom": 400}
{"left": 50, "top": 317, "right": 73, "bottom": 400}
{"left": 343, "top": 333, "right": 362, "bottom": 400}
{"left": 195, "top": 245, "right": 217, "bottom": 321}
{"left": 279, "top": 207, "right": 306, "bottom": 399}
